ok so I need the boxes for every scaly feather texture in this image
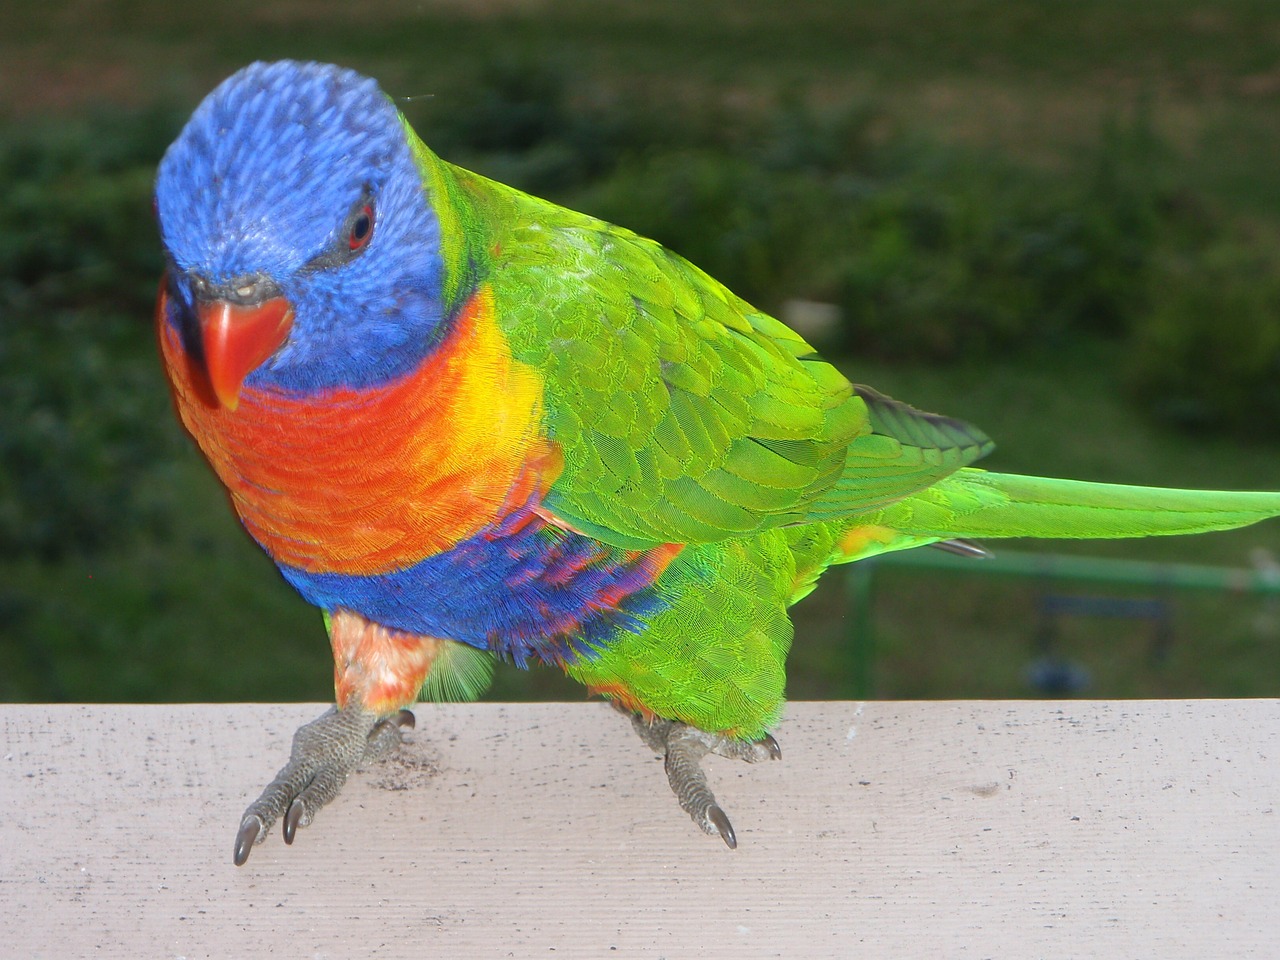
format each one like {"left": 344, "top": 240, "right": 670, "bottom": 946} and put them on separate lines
{"left": 155, "top": 61, "right": 1280, "bottom": 741}
{"left": 159, "top": 285, "right": 552, "bottom": 573}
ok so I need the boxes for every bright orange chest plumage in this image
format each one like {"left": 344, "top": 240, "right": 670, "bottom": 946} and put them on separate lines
{"left": 157, "top": 286, "right": 555, "bottom": 577}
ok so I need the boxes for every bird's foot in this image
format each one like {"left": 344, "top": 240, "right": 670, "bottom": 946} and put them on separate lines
{"left": 627, "top": 709, "right": 780, "bottom": 849}
{"left": 233, "top": 705, "right": 415, "bottom": 865}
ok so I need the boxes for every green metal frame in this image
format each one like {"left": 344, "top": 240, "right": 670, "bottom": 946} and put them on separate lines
{"left": 845, "top": 548, "right": 1280, "bottom": 697}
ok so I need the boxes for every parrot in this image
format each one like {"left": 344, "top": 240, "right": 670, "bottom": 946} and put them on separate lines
{"left": 153, "top": 60, "right": 1280, "bottom": 865}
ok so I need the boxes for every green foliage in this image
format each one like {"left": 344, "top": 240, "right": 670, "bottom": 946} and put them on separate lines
{"left": 582, "top": 149, "right": 831, "bottom": 308}
{"left": 836, "top": 178, "right": 1042, "bottom": 359}
{"left": 0, "top": 109, "right": 178, "bottom": 559}
{"left": 0, "top": 310, "right": 173, "bottom": 558}
{"left": 1128, "top": 242, "right": 1280, "bottom": 438}
{"left": 418, "top": 56, "right": 746, "bottom": 197}
{"left": 0, "top": 107, "right": 174, "bottom": 308}
{"left": 834, "top": 111, "right": 1186, "bottom": 360}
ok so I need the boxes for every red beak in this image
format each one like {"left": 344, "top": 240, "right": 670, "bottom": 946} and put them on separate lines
{"left": 195, "top": 297, "right": 294, "bottom": 410}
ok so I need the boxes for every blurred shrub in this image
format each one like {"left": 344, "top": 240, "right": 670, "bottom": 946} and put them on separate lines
{"left": 1127, "top": 242, "right": 1280, "bottom": 438}
{"left": 835, "top": 112, "right": 1190, "bottom": 360}
{"left": 581, "top": 150, "right": 831, "bottom": 308}
{"left": 421, "top": 55, "right": 738, "bottom": 197}
{"left": 0, "top": 107, "right": 174, "bottom": 310}
{"left": 574, "top": 96, "right": 893, "bottom": 308}
{"left": 0, "top": 108, "right": 178, "bottom": 559}
{"left": 836, "top": 179, "right": 1040, "bottom": 358}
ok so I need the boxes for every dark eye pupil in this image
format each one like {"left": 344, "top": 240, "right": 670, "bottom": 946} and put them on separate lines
{"left": 348, "top": 204, "right": 374, "bottom": 250}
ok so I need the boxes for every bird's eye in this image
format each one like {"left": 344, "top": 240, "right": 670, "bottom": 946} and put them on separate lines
{"left": 300, "top": 196, "right": 378, "bottom": 273}
{"left": 348, "top": 204, "right": 374, "bottom": 250}
{"left": 347, "top": 203, "right": 374, "bottom": 252}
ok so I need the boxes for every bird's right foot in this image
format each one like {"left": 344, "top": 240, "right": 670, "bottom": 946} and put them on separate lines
{"left": 233, "top": 705, "right": 414, "bottom": 865}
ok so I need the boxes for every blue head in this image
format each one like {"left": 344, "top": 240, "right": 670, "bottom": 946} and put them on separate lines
{"left": 155, "top": 61, "right": 446, "bottom": 398}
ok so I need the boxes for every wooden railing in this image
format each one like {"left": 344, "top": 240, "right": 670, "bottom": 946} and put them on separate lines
{"left": 3, "top": 700, "right": 1276, "bottom": 957}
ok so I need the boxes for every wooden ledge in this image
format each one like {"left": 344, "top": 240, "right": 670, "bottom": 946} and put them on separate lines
{"left": 2, "top": 700, "right": 1276, "bottom": 957}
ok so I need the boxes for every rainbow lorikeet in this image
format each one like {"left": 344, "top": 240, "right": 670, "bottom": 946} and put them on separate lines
{"left": 154, "top": 61, "right": 1280, "bottom": 865}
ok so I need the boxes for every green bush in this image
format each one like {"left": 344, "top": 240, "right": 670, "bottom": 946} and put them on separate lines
{"left": 837, "top": 180, "right": 1040, "bottom": 358}
{"left": 420, "top": 56, "right": 740, "bottom": 197}
{"left": 0, "top": 110, "right": 178, "bottom": 559}
{"left": 1128, "top": 242, "right": 1280, "bottom": 438}
{"left": 580, "top": 149, "right": 836, "bottom": 308}
{"left": 835, "top": 113, "right": 1185, "bottom": 360}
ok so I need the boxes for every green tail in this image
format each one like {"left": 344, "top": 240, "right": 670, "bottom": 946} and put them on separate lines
{"left": 864, "top": 468, "right": 1280, "bottom": 540}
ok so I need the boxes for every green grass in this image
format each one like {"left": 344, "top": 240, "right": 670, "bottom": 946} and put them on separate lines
{"left": 2, "top": 0, "right": 1280, "bottom": 705}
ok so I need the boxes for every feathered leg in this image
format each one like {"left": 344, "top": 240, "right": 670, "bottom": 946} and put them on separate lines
{"left": 233, "top": 610, "right": 454, "bottom": 865}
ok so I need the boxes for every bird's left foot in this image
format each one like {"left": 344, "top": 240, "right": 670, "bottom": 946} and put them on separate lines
{"left": 233, "top": 705, "right": 414, "bottom": 865}
{"left": 626, "top": 709, "right": 780, "bottom": 849}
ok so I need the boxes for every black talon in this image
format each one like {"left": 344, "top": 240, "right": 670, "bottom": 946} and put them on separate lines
{"left": 283, "top": 797, "right": 305, "bottom": 845}
{"left": 761, "top": 733, "right": 781, "bottom": 760}
{"left": 708, "top": 805, "right": 737, "bottom": 849}
{"left": 234, "top": 816, "right": 262, "bottom": 866}
{"left": 395, "top": 708, "right": 416, "bottom": 730}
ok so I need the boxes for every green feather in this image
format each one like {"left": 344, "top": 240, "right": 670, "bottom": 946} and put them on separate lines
{"left": 394, "top": 118, "right": 1280, "bottom": 739}
{"left": 419, "top": 641, "right": 495, "bottom": 704}
{"left": 869, "top": 469, "right": 1280, "bottom": 540}
{"left": 566, "top": 537, "right": 796, "bottom": 737}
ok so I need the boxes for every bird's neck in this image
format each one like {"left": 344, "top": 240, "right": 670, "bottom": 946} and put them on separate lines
{"left": 159, "top": 284, "right": 558, "bottom": 575}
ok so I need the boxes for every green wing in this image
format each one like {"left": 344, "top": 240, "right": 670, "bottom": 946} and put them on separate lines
{"left": 444, "top": 159, "right": 991, "bottom": 549}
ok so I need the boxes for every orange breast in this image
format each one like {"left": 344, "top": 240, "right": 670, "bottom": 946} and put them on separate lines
{"left": 158, "top": 285, "right": 556, "bottom": 575}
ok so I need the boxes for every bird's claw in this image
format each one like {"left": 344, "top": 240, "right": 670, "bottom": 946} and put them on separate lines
{"left": 232, "top": 705, "right": 413, "bottom": 865}
{"left": 628, "top": 711, "right": 780, "bottom": 849}
{"left": 707, "top": 803, "right": 737, "bottom": 849}
{"left": 283, "top": 797, "right": 306, "bottom": 845}
{"left": 233, "top": 814, "right": 264, "bottom": 867}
